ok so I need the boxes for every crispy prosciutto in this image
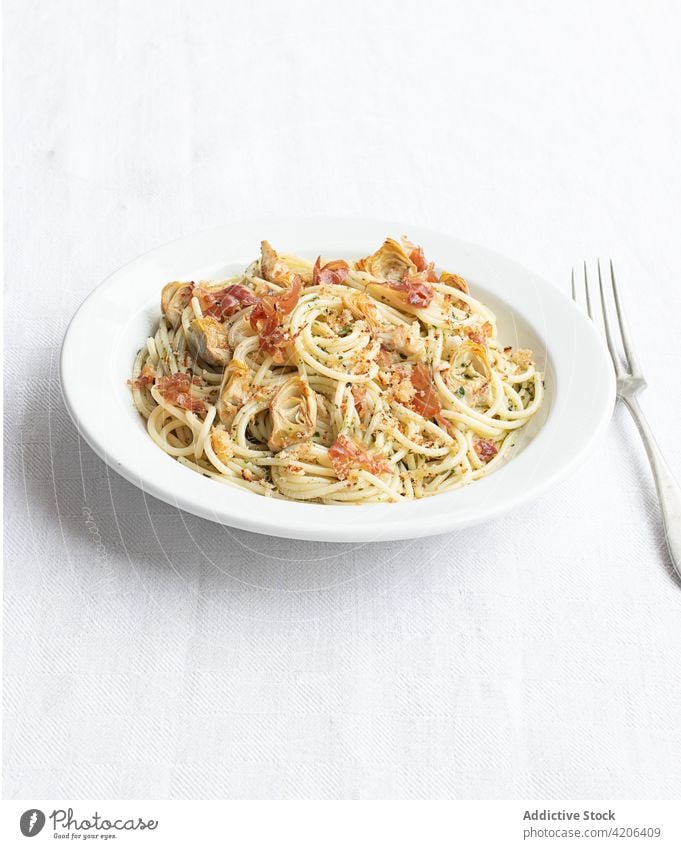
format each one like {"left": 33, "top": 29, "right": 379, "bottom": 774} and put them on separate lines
{"left": 157, "top": 373, "right": 205, "bottom": 413}
{"left": 258, "top": 329, "right": 295, "bottom": 363}
{"left": 408, "top": 244, "right": 427, "bottom": 271}
{"left": 250, "top": 277, "right": 302, "bottom": 335}
{"left": 250, "top": 276, "right": 302, "bottom": 363}
{"left": 383, "top": 273, "right": 434, "bottom": 308}
{"left": 196, "top": 284, "right": 258, "bottom": 320}
{"left": 312, "top": 257, "right": 350, "bottom": 286}
{"left": 398, "top": 237, "right": 438, "bottom": 282}
{"left": 130, "top": 363, "right": 155, "bottom": 389}
{"left": 406, "top": 247, "right": 438, "bottom": 282}
{"left": 461, "top": 322, "right": 493, "bottom": 346}
{"left": 474, "top": 438, "right": 498, "bottom": 462}
{"left": 465, "top": 329, "right": 484, "bottom": 345}
{"left": 328, "top": 434, "right": 390, "bottom": 480}
{"left": 410, "top": 363, "right": 442, "bottom": 419}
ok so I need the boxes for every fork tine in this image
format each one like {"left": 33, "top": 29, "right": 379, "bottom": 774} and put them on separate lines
{"left": 597, "top": 259, "right": 624, "bottom": 377}
{"left": 609, "top": 260, "right": 642, "bottom": 377}
{"left": 571, "top": 268, "right": 576, "bottom": 301}
{"left": 583, "top": 261, "right": 593, "bottom": 318}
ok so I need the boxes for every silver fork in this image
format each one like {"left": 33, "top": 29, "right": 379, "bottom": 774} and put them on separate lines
{"left": 572, "top": 261, "right": 681, "bottom": 582}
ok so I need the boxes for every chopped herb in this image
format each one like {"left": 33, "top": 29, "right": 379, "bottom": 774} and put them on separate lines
{"left": 457, "top": 387, "right": 466, "bottom": 397}
{"left": 338, "top": 325, "right": 353, "bottom": 337}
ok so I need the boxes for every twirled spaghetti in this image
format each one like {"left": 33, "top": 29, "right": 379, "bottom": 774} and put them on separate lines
{"left": 130, "top": 237, "right": 543, "bottom": 503}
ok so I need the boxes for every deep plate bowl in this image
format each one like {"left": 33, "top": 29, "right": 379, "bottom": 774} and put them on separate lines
{"left": 60, "top": 218, "right": 615, "bottom": 542}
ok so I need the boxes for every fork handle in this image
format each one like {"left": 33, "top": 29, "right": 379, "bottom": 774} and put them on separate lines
{"left": 623, "top": 396, "right": 681, "bottom": 581}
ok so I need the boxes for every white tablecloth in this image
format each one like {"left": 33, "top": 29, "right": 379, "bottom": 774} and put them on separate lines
{"left": 4, "top": 0, "right": 681, "bottom": 800}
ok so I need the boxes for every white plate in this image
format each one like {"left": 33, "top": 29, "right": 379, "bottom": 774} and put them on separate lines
{"left": 60, "top": 218, "right": 615, "bottom": 542}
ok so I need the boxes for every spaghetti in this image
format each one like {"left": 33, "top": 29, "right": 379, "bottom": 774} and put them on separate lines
{"left": 130, "top": 237, "right": 543, "bottom": 503}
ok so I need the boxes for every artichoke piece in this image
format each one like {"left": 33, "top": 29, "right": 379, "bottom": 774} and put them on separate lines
{"left": 217, "top": 360, "right": 251, "bottom": 427}
{"left": 340, "top": 290, "right": 383, "bottom": 332}
{"left": 447, "top": 341, "right": 493, "bottom": 407}
{"left": 161, "top": 281, "right": 194, "bottom": 328}
{"left": 355, "top": 237, "right": 416, "bottom": 282}
{"left": 440, "top": 271, "right": 469, "bottom": 294}
{"left": 268, "top": 375, "right": 318, "bottom": 451}
{"left": 186, "top": 316, "right": 231, "bottom": 367}
{"left": 260, "top": 240, "right": 294, "bottom": 285}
